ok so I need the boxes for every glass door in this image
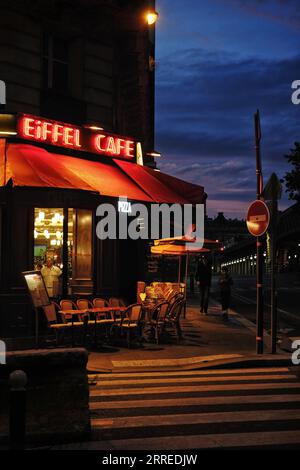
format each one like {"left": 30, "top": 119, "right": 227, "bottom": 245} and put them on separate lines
{"left": 33, "top": 207, "right": 92, "bottom": 298}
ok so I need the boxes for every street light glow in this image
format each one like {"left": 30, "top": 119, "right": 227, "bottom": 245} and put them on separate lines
{"left": 146, "top": 11, "right": 159, "bottom": 25}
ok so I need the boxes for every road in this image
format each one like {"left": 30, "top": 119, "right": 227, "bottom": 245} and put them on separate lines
{"left": 88, "top": 366, "right": 300, "bottom": 450}
{"left": 211, "top": 274, "right": 300, "bottom": 337}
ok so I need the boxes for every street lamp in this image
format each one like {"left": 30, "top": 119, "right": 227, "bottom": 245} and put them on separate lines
{"left": 146, "top": 11, "right": 159, "bottom": 26}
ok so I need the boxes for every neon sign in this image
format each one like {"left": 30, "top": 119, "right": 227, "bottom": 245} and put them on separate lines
{"left": 15, "top": 114, "right": 136, "bottom": 160}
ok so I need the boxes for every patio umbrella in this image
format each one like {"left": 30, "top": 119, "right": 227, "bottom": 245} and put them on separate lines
{"left": 151, "top": 243, "right": 211, "bottom": 284}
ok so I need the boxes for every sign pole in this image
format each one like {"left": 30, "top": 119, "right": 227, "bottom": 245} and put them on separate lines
{"left": 263, "top": 173, "right": 282, "bottom": 354}
{"left": 34, "top": 307, "right": 39, "bottom": 349}
{"left": 254, "top": 110, "right": 264, "bottom": 354}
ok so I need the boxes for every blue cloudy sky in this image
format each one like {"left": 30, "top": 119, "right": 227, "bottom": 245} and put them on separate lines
{"left": 155, "top": 0, "right": 300, "bottom": 218}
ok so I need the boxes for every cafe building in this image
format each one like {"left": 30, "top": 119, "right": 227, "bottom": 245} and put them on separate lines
{"left": 0, "top": 113, "right": 205, "bottom": 339}
{"left": 0, "top": 0, "right": 206, "bottom": 340}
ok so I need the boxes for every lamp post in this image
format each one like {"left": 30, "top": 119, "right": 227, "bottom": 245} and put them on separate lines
{"left": 145, "top": 3, "right": 159, "bottom": 166}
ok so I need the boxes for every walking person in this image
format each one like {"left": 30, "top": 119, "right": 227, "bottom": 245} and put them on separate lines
{"left": 218, "top": 267, "right": 233, "bottom": 321}
{"left": 195, "top": 256, "right": 212, "bottom": 314}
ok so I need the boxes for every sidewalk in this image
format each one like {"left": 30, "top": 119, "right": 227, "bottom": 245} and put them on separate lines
{"left": 87, "top": 298, "right": 290, "bottom": 373}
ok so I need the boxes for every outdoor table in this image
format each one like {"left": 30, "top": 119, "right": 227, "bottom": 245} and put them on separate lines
{"left": 86, "top": 307, "right": 127, "bottom": 346}
{"left": 58, "top": 309, "right": 88, "bottom": 346}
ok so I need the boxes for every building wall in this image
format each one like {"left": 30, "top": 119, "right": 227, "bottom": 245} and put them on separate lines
{"left": 0, "top": 0, "right": 155, "bottom": 155}
{"left": 0, "top": 0, "right": 157, "bottom": 338}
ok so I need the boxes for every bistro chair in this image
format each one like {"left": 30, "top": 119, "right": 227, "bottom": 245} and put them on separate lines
{"left": 147, "top": 301, "right": 169, "bottom": 344}
{"left": 166, "top": 292, "right": 180, "bottom": 315}
{"left": 89, "top": 298, "right": 114, "bottom": 344}
{"left": 60, "top": 299, "right": 77, "bottom": 311}
{"left": 108, "top": 297, "right": 127, "bottom": 322}
{"left": 109, "top": 297, "right": 127, "bottom": 307}
{"left": 118, "top": 303, "right": 143, "bottom": 348}
{"left": 165, "top": 289, "right": 176, "bottom": 301}
{"left": 60, "top": 299, "right": 77, "bottom": 309}
{"left": 164, "top": 296, "right": 185, "bottom": 343}
{"left": 92, "top": 298, "right": 109, "bottom": 320}
{"left": 51, "top": 300, "right": 65, "bottom": 323}
{"left": 42, "top": 303, "right": 79, "bottom": 346}
{"left": 59, "top": 299, "right": 78, "bottom": 322}
{"left": 77, "top": 298, "right": 93, "bottom": 310}
{"left": 59, "top": 299, "right": 80, "bottom": 321}
{"left": 76, "top": 298, "right": 93, "bottom": 322}
{"left": 93, "top": 297, "right": 108, "bottom": 308}
{"left": 59, "top": 300, "right": 90, "bottom": 345}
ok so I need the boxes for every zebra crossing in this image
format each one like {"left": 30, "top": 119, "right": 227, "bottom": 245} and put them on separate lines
{"left": 88, "top": 366, "right": 300, "bottom": 450}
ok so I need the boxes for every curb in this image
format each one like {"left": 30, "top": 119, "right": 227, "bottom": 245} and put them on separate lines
{"left": 87, "top": 300, "right": 291, "bottom": 374}
{"left": 87, "top": 353, "right": 292, "bottom": 374}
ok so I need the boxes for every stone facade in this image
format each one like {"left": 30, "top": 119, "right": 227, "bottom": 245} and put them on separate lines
{"left": 0, "top": 0, "right": 155, "bottom": 161}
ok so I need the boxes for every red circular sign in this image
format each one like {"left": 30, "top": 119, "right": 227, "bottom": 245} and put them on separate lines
{"left": 246, "top": 200, "right": 270, "bottom": 237}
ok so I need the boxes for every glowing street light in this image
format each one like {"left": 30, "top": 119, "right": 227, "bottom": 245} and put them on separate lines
{"left": 146, "top": 10, "right": 159, "bottom": 26}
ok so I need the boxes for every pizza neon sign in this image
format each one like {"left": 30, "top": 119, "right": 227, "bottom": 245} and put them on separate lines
{"left": 16, "top": 114, "right": 136, "bottom": 160}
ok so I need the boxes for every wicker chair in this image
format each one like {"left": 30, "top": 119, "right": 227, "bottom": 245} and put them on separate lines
{"left": 147, "top": 301, "right": 169, "bottom": 344}
{"left": 42, "top": 303, "right": 80, "bottom": 346}
{"left": 164, "top": 296, "right": 185, "bottom": 342}
{"left": 118, "top": 303, "right": 143, "bottom": 348}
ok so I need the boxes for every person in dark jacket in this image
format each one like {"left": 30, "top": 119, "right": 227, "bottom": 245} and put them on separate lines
{"left": 195, "top": 256, "right": 212, "bottom": 314}
{"left": 218, "top": 267, "right": 233, "bottom": 320}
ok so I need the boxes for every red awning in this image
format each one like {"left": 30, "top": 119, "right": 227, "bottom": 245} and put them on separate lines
{"left": 113, "top": 159, "right": 205, "bottom": 204}
{"left": 0, "top": 143, "right": 205, "bottom": 205}
{"left": 1, "top": 143, "right": 152, "bottom": 201}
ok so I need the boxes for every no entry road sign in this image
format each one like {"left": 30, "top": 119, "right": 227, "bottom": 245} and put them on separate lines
{"left": 246, "top": 200, "right": 270, "bottom": 237}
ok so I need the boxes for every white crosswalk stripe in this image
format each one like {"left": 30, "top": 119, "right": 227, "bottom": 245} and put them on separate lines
{"left": 88, "top": 366, "right": 300, "bottom": 450}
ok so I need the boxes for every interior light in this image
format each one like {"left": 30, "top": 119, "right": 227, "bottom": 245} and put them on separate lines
{"left": 50, "top": 239, "right": 57, "bottom": 246}
{"left": 56, "top": 231, "right": 62, "bottom": 239}
{"left": 44, "top": 230, "right": 50, "bottom": 239}
{"left": 39, "top": 211, "right": 45, "bottom": 221}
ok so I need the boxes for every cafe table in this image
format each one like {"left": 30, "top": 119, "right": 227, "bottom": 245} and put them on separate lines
{"left": 58, "top": 309, "right": 88, "bottom": 346}
{"left": 86, "top": 307, "right": 127, "bottom": 345}
{"left": 59, "top": 306, "right": 127, "bottom": 347}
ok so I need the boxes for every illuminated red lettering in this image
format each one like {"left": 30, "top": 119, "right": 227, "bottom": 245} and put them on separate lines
{"left": 125, "top": 140, "right": 135, "bottom": 158}
{"left": 52, "top": 124, "right": 64, "bottom": 143}
{"left": 94, "top": 134, "right": 106, "bottom": 152}
{"left": 106, "top": 137, "right": 117, "bottom": 154}
{"left": 18, "top": 114, "right": 135, "bottom": 159}
{"left": 23, "top": 117, "right": 35, "bottom": 138}
{"left": 94, "top": 134, "right": 134, "bottom": 158}
{"left": 20, "top": 116, "right": 81, "bottom": 149}
{"left": 41, "top": 122, "right": 52, "bottom": 141}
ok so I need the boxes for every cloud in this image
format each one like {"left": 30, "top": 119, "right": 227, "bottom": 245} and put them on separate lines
{"left": 216, "top": 0, "right": 300, "bottom": 32}
{"left": 155, "top": 46, "right": 300, "bottom": 216}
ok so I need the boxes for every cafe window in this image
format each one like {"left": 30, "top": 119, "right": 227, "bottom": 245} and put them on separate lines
{"left": 34, "top": 208, "right": 93, "bottom": 297}
{"left": 43, "top": 34, "right": 69, "bottom": 92}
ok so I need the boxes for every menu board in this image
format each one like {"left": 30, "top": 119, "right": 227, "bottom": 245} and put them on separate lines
{"left": 22, "top": 271, "right": 51, "bottom": 308}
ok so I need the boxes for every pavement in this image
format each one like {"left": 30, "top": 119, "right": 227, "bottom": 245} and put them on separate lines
{"left": 87, "top": 297, "right": 292, "bottom": 374}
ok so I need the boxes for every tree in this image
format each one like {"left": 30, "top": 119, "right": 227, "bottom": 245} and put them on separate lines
{"left": 282, "top": 142, "right": 300, "bottom": 202}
